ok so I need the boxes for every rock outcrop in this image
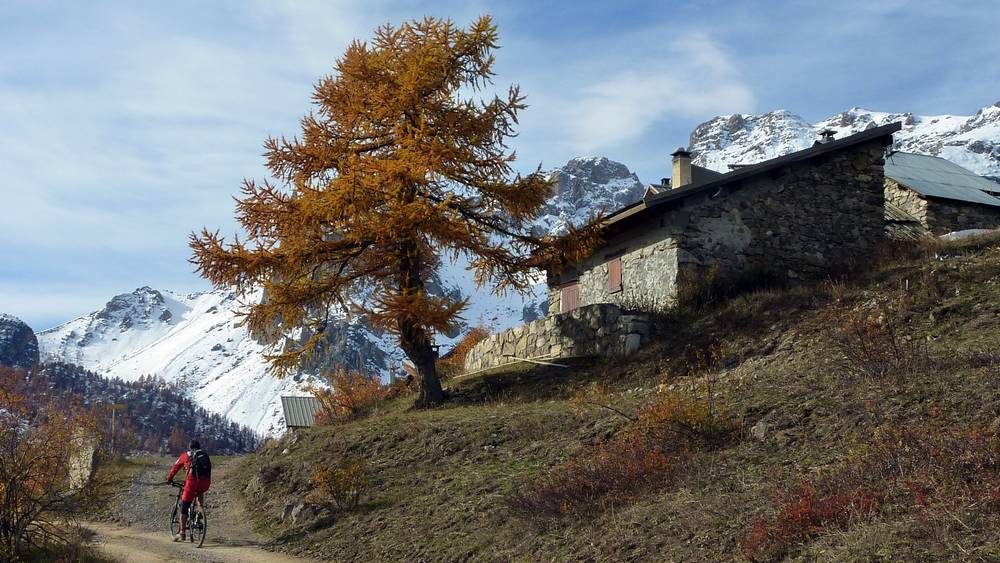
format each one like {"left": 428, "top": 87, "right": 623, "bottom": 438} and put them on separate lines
{"left": 0, "top": 314, "right": 39, "bottom": 369}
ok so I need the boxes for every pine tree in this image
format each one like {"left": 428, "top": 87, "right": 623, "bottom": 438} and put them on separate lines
{"left": 190, "top": 16, "right": 600, "bottom": 407}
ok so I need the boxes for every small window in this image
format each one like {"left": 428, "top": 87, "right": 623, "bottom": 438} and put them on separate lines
{"left": 607, "top": 257, "right": 622, "bottom": 293}
{"left": 560, "top": 282, "right": 580, "bottom": 313}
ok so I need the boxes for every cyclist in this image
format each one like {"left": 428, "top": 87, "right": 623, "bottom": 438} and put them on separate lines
{"left": 166, "top": 440, "right": 212, "bottom": 542}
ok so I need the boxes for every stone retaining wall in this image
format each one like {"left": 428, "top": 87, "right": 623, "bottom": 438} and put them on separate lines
{"left": 463, "top": 304, "right": 649, "bottom": 373}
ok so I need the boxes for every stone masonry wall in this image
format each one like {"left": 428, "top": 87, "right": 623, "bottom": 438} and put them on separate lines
{"left": 884, "top": 179, "right": 929, "bottom": 224}
{"left": 548, "top": 227, "right": 680, "bottom": 315}
{"left": 549, "top": 138, "right": 889, "bottom": 312}
{"left": 674, "top": 139, "right": 888, "bottom": 282}
{"left": 463, "top": 304, "right": 649, "bottom": 373}
{"left": 926, "top": 199, "right": 1000, "bottom": 234}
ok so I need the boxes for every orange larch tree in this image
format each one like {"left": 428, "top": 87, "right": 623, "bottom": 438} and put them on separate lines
{"left": 190, "top": 16, "right": 599, "bottom": 407}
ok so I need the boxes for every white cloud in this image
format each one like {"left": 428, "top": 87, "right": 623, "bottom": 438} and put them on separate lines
{"left": 564, "top": 32, "right": 754, "bottom": 152}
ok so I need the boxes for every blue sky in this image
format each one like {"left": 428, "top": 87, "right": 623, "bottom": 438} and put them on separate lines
{"left": 2, "top": 0, "right": 998, "bottom": 330}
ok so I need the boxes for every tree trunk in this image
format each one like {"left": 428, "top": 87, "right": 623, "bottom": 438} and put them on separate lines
{"left": 401, "top": 328, "right": 445, "bottom": 408}
{"left": 396, "top": 233, "right": 446, "bottom": 408}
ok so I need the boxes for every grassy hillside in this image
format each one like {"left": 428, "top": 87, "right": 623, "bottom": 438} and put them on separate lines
{"left": 235, "top": 233, "right": 1000, "bottom": 562}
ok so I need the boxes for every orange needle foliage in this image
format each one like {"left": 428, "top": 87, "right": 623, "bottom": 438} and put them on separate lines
{"left": 190, "top": 16, "right": 601, "bottom": 407}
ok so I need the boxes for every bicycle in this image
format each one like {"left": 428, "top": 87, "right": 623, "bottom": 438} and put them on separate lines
{"left": 168, "top": 481, "right": 207, "bottom": 548}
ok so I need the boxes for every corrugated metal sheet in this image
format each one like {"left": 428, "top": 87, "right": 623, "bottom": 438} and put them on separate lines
{"left": 281, "top": 396, "right": 321, "bottom": 428}
{"left": 885, "top": 152, "right": 1000, "bottom": 207}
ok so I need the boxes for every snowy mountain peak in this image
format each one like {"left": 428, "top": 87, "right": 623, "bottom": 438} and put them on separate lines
{"left": 92, "top": 286, "right": 176, "bottom": 329}
{"left": 37, "top": 287, "right": 320, "bottom": 436}
{"left": 534, "top": 156, "right": 645, "bottom": 236}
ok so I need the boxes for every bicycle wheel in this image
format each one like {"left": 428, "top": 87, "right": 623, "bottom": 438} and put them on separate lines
{"left": 190, "top": 505, "right": 207, "bottom": 548}
{"left": 169, "top": 503, "right": 181, "bottom": 536}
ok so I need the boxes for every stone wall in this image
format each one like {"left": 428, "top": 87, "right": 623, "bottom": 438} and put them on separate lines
{"left": 549, "top": 138, "right": 889, "bottom": 312}
{"left": 926, "top": 199, "right": 1000, "bottom": 234}
{"left": 674, "top": 140, "right": 887, "bottom": 282}
{"left": 548, "top": 228, "right": 680, "bottom": 315}
{"left": 463, "top": 304, "right": 649, "bottom": 373}
{"left": 885, "top": 179, "right": 929, "bottom": 224}
{"left": 884, "top": 177, "right": 1000, "bottom": 234}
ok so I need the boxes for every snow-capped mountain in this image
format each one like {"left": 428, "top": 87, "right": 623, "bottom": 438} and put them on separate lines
{"left": 534, "top": 156, "right": 646, "bottom": 235}
{"left": 689, "top": 101, "right": 1000, "bottom": 180}
{"left": 36, "top": 287, "right": 334, "bottom": 436}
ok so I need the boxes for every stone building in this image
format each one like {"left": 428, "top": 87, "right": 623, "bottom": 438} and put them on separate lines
{"left": 546, "top": 123, "right": 900, "bottom": 314}
{"left": 462, "top": 121, "right": 1000, "bottom": 373}
{"left": 883, "top": 151, "right": 1000, "bottom": 236}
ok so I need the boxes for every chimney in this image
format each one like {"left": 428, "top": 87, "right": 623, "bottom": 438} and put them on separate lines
{"left": 818, "top": 129, "right": 837, "bottom": 144}
{"left": 671, "top": 147, "right": 693, "bottom": 188}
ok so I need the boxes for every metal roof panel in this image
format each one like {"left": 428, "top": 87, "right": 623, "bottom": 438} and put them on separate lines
{"left": 885, "top": 152, "right": 1000, "bottom": 207}
{"left": 280, "top": 395, "right": 321, "bottom": 427}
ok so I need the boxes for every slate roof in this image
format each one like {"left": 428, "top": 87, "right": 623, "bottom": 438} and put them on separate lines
{"left": 280, "top": 395, "right": 321, "bottom": 428}
{"left": 884, "top": 151, "right": 1000, "bottom": 207}
{"left": 691, "top": 164, "right": 724, "bottom": 185}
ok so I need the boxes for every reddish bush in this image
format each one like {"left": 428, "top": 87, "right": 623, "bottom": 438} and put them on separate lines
{"left": 740, "top": 482, "right": 882, "bottom": 562}
{"left": 310, "top": 369, "right": 390, "bottom": 425}
{"left": 436, "top": 327, "right": 490, "bottom": 380}
{"left": 834, "top": 307, "right": 931, "bottom": 382}
{"left": 633, "top": 381, "right": 740, "bottom": 450}
{"left": 311, "top": 456, "right": 370, "bottom": 511}
{"left": 741, "top": 427, "right": 1000, "bottom": 561}
{"left": 507, "top": 435, "right": 673, "bottom": 518}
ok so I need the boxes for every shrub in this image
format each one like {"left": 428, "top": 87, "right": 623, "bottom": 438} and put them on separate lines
{"left": 507, "top": 435, "right": 672, "bottom": 518}
{"left": 519, "top": 376, "right": 739, "bottom": 519}
{"left": 741, "top": 427, "right": 1000, "bottom": 561}
{"left": 310, "top": 369, "right": 389, "bottom": 425}
{"left": 311, "top": 456, "right": 370, "bottom": 511}
{"left": 834, "top": 306, "right": 931, "bottom": 382}
{"left": 633, "top": 381, "right": 740, "bottom": 450}
{"left": 0, "top": 368, "right": 103, "bottom": 558}
{"left": 436, "top": 326, "right": 490, "bottom": 380}
{"left": 740, "top": 482, "right": 883, "bottom": 562}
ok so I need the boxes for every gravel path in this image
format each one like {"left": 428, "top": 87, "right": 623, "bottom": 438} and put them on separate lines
{"left": 84, "top": 456, "right": 310, "bottom": 562}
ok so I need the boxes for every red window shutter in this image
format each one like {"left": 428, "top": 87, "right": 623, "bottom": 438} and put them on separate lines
{"left": 607, "top": 258, "right": 622, "bottom": 293}
{"left": 561, "top": 282, "right": 580, "bottom": 313}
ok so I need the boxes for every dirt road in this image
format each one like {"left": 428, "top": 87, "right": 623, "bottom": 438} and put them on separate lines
{"left": 85, "top": 456, "right": 309, "bottom": 563}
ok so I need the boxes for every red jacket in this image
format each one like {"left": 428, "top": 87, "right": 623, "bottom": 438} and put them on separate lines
{"left": 167, "top": 451, "right": 206, "bottom": 483}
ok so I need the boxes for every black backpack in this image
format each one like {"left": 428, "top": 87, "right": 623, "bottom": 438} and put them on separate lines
{"left": 189, "top": 449, "right": 212, "bottom": 479}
